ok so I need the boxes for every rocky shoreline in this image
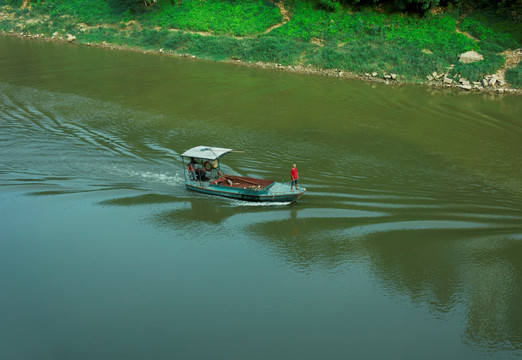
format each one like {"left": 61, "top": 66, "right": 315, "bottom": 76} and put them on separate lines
{"left": 2, "top": 26, "right": 520, "bottom": 95}
{"left": 232, "top": 49, "right": 520, "bottom": 94}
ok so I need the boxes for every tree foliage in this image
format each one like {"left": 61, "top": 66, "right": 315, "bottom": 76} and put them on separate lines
{"left": 21, "top": 0, "right": 521, "bottom": 15}
{"left": 314, "top": 0, "right": 521, "bottom": 13}
{"left": 316, "top": 0, "right": 442, "bottom": 12}
{"left": 107, "top": 0, "right": 157, "bottom": 13}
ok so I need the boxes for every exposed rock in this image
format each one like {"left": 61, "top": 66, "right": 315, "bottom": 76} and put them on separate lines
{"left": 371, "top": 72, "right": 378, "bottom": 77}
{"left": 482, "top": 79, "right": 489, "bottom": 87}
{"left": 427, "top": 74, "right": 434, "bottom": 81}
{"left": 390, "top": 73, "right": 397, "bottom": 80}
{"left": 489, "top": 76, "right": 498, "bottom": 86}
{"left": 443, "top": 77, "right": 453, "bottom": 85}
{"left": 432, "top": 72, "right": 445, "bottom": 80}
{"left": 66, "top": 33, "right": 76, "bottom": 42}
{"left": 460, "top": 84, "right": 472, "bottom": 90}
{"left": 459, "top": 50, "right": 483, "bottom": 64}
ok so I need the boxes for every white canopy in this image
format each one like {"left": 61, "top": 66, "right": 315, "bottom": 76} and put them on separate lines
{"left": 181, "top": 146, "right": 233, "bottom": 160}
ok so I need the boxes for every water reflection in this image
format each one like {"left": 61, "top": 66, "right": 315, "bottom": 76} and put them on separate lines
{"left": 130, "top": 189, "right": 522, "bottom": 351}
{"left": 249, "top": 211, "right": 522, "bottom": 350}
{"left": 461, "top": 237, "right": 522, "bottom": 350}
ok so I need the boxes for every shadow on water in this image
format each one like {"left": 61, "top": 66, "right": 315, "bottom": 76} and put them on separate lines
{"left": 99, "top": 193, "right": 182, "bottom": 207}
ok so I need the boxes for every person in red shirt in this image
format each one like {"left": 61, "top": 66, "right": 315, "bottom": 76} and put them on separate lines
{"left": 290, "top": 163, "right": 299, "bottom": 191}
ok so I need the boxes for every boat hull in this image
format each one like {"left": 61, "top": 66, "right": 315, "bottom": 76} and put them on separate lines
{"left": 186, "top": 182, "right": 305, "bottom": 203}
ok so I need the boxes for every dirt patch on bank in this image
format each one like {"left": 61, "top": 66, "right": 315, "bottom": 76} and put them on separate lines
{"left": 455, "top": 27, "right": 479, "bottom": 42}
{"left": 495, "top": 49, "right": 522, "bottom": 85}
{"left": 264, "top": 0, "right": 291, "bottom": 34}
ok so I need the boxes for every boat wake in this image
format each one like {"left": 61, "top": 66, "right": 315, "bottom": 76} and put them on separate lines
{"left": 228, "top": 200, "right": 292, "bottom": 207}
{"left": 115, "top": 169, "right": 185, "bottom": 187}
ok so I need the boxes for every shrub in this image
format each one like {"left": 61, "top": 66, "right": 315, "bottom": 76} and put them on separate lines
{"left": 141, "top": 28, "right": 168, "bottom": 46}
{"left": 163, "top": 31, "right": 193, "bottom": 51}
{"left": 459, "top": 16, "right": 519, "bottom": 50}
{"left": 505, "top": 62, "right": 522, "bottom": 88}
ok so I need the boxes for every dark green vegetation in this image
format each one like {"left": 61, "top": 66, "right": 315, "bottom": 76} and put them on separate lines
{"left": 506, "top": 63, "right": 522, "bottom": 88}
{"left": 1, "top": 0, "right": 520, "bottom": 86}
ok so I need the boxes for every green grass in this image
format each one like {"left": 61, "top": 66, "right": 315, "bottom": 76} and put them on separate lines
{"left": 145, "top": 0, "right": 282, "bottom": 36}
{"left": 0, "top": 0, "right": 520, "bottom": 88}
{"left": 33, "top": 0, "right": 116, "bottom": 25}
{"left": 241, "top": 35, "right": 308, "bottom": 64}
{"left": 271, "top": 3, "right": 482, "bottom": 80}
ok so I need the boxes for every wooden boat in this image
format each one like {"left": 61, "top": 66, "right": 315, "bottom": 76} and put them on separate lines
{"left": 181, "top": 146, "right": 305, "bottom": 202}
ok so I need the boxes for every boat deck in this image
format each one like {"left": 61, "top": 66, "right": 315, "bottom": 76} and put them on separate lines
{"left": 210, "top": 175, "right": 274, "bottom": 190}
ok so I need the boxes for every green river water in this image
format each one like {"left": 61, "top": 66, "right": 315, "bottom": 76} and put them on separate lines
{"left": 1, "top": 35, "right": 521, "bottom": 359}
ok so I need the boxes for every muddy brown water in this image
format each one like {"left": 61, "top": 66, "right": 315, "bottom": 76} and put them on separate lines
{"left": 1, "top": 36, "right": 521, "bottom": 359}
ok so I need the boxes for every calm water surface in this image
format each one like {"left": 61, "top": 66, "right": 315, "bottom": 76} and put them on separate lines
{"left": 1, "top": 36, "right": 522, "bottom": 359}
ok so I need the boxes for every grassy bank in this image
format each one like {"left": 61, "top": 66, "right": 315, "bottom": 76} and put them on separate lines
{"left": 1, "top": 0, "right": 520, "bottom": 89}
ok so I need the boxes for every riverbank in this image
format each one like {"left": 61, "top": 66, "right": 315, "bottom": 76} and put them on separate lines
{"left": 1, "top": 0, "right": 520, "bottom": 93}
